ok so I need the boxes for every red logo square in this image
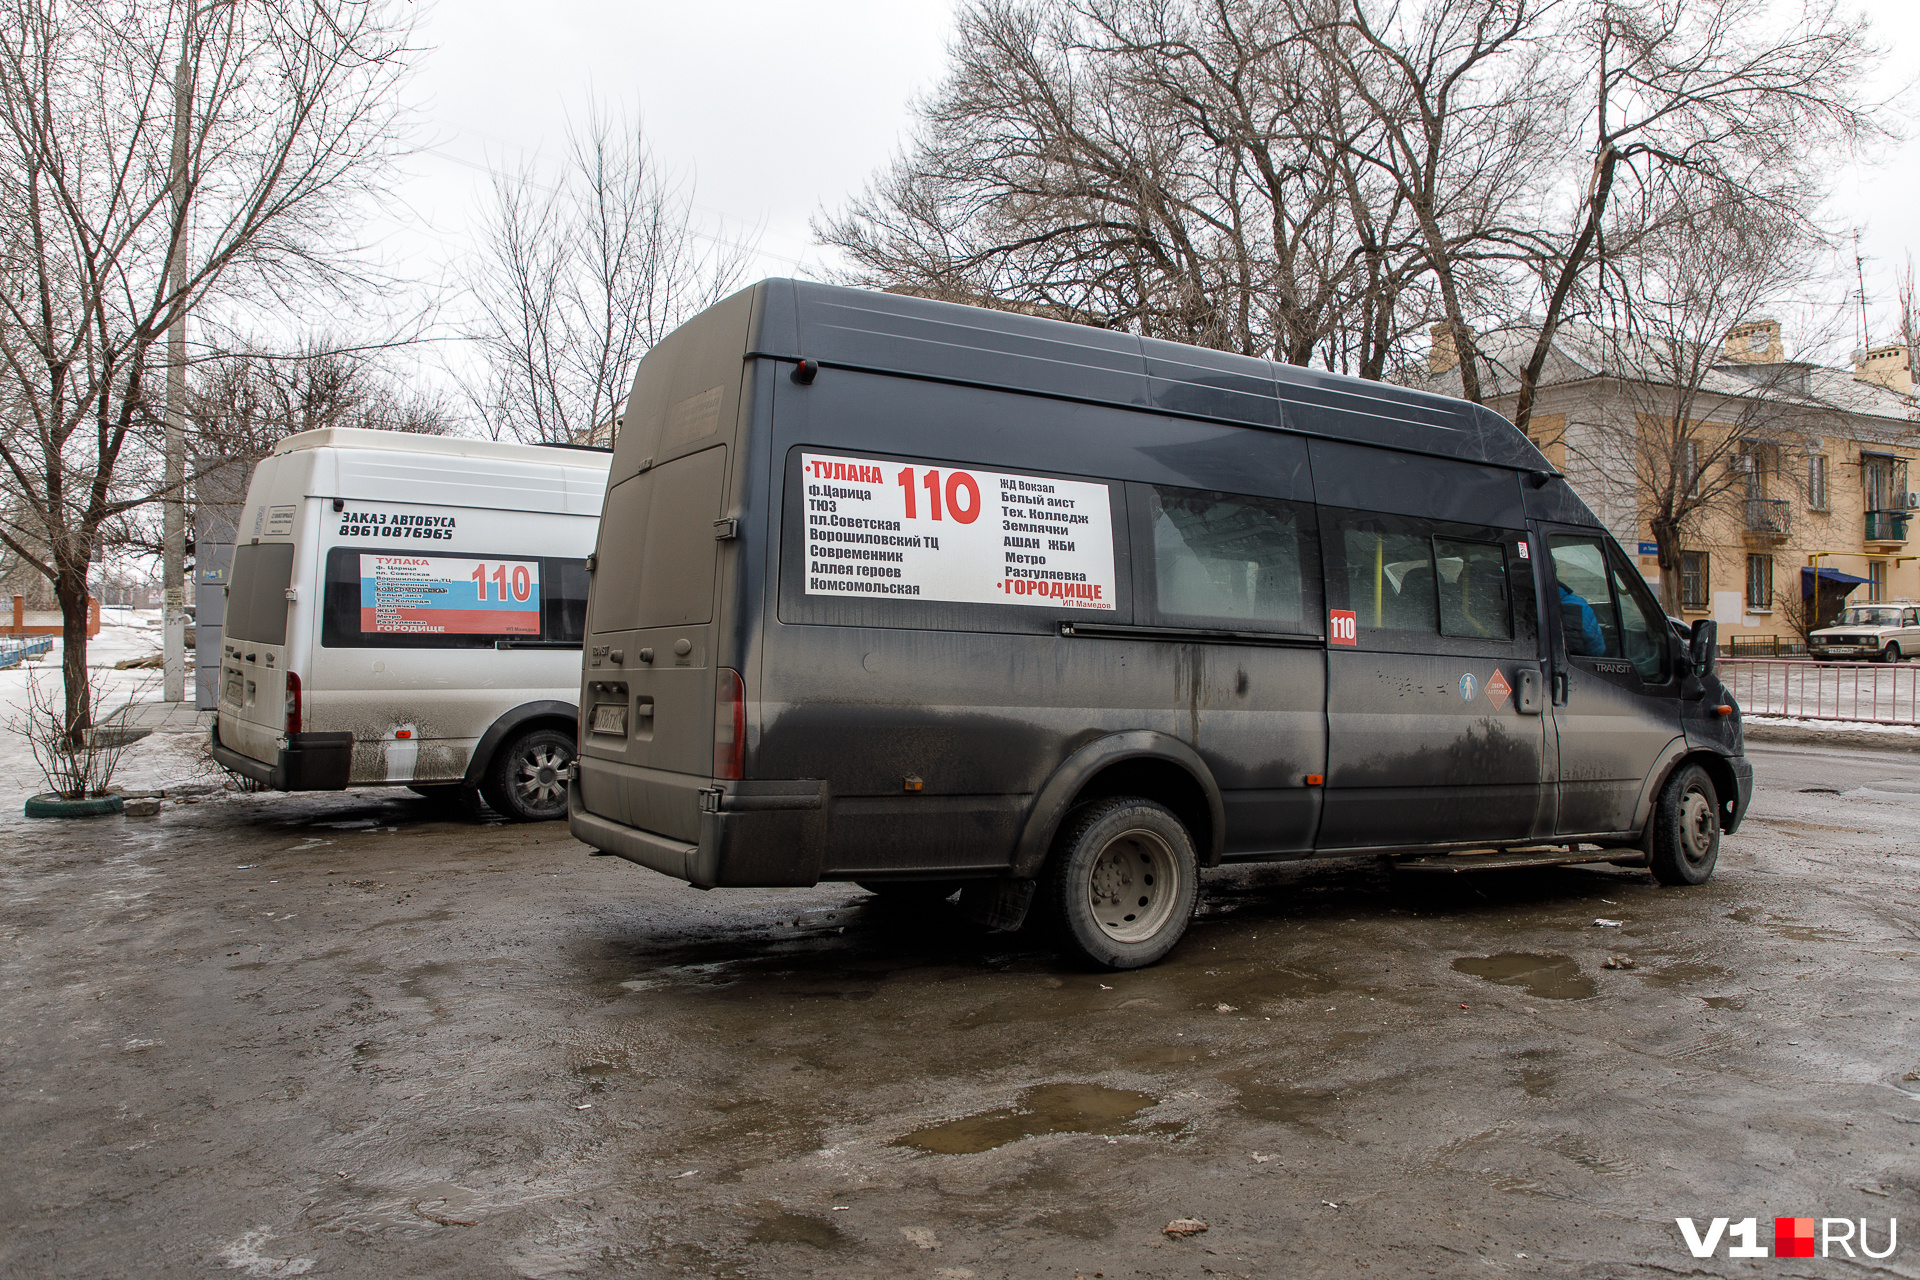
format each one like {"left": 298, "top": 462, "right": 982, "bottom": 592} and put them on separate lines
{"left": 1775, "top": 1218, "right": 1815, "bottom": 1258}
{"left": 1330, "top": 609, "right": 1357, "bottom": 646}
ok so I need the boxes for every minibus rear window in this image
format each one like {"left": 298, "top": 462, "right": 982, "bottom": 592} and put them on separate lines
{"left": 320, "top": 548, "right": 589, "bottom": 648}
{"left": 224, "top": 542, "right": 295, "bottom": 645}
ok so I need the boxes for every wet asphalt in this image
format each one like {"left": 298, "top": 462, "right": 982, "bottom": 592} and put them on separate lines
{"left": 2, "top": 742, "right": 1917, "bottom": 1278}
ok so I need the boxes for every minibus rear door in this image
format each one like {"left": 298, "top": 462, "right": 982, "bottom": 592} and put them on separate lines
{"left": 1537, "top": 529, "right": 1684, "bottom": 836}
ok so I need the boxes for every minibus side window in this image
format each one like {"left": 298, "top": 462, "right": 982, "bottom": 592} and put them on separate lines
{"left": 1336, "top": 514, "right": 1439, "bottom": 637}
{"left": 1433, "top": 537, "right": 1511, "bottom": 640}
{"left": 542, "top": 558, "right": 590, "bottom": 643}
{"left": 1545, "top": 537, "right": 1621, "bottom": 659}
{"left": 1145, "top": 486, "right": 1315, "bottom": 631}
{"left": 1608, "top": 548, "right": 1670, "bottom": 683}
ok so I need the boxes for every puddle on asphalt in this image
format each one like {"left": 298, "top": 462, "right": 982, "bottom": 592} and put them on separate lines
{"left": 1452, "top": 953, "right": 1596, "bottom": 1000}
{"left": 1217, "top": 1069, "right": 1342, "bottom": 1124}
{"left": 1640, "top": 961, "right": 1727, "bottom": 988}
{"left": 1702, "top": 996, "right": 1747, "bottom": 1010}
{"left": 894, "top": 1083, "right": 1157, "bottom": 1154}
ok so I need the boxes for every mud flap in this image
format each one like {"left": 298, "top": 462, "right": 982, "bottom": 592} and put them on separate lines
{"left": 959, "top": 877, "right": 1037, "bottom": 932}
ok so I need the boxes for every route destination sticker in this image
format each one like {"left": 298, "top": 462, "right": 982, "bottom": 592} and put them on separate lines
{"left": 801, "top": 453, "right": 1116, "bottom": 610}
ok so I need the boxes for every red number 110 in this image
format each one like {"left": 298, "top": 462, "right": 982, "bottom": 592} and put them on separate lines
{"left": 471, "top": 562, "right": 534, "bottom": 602}
{"left": 895, "top": 466, "right": 981, "bottom": 524}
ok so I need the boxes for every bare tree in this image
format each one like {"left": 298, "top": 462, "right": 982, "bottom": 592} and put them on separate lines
{"left": 186, "top": 339, "right": 454, "bottom": 460}
{"left": 1300, "top": 0, "right": 1560, "bottom": 401}
{"left": 1505, "top": 0, "right": 1882, "bottom": 433}
{"left": 0, "top": 0, "right": 414, "bottom": 744}
{"left": 466, "top": 102, "right": 753, "bottom": 446}
{"left": 817, "top": 0, "right": 1435, "bottom": 369}
{"left": 1582, "top": 190, "right": 1825, "bottom": 614}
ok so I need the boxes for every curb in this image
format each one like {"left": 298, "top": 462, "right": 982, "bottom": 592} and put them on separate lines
{"left": 1743, "top": 723, "right": 1920, "bottom": 754}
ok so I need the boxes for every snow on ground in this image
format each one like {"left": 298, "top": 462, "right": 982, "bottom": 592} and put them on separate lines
{"left": 1, "top": 608, "right": 228, "bottom": 810}
{"left": 1743, "top": 714, "right": 1920, "bottom": 738}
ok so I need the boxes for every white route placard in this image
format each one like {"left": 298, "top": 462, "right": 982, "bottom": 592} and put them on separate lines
{"left": 800, "top": 452, "right": 1116, "bottom": 610}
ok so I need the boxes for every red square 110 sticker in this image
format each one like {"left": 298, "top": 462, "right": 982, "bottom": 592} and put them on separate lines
{"left": 1329, "top": 609, "right": 1358, "bottom": 646}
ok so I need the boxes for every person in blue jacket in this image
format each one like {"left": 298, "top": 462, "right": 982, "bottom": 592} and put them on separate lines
{"left": 1558, "top": 581, "right": 1607, "bottom": 656}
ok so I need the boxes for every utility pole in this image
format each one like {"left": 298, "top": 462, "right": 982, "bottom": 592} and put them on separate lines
{"left": 162, "top": 11, "right": 193, "bottom": 704}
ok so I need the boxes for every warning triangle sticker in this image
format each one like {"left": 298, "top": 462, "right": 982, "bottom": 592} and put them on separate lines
{"left": 1485, "top": 668, "right": 1512, "bottom": 709}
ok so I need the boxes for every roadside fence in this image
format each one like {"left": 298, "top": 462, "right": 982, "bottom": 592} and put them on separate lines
{"left": 1721, "top": 658, "right": 1920, "bottom": 726}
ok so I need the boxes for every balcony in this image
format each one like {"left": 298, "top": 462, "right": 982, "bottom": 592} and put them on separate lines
{"left": 1864, "top": 510, "right": 1910, "bottom": 545}
{"left": 1743, "top": 497, "right": 1791, "bottom": 546}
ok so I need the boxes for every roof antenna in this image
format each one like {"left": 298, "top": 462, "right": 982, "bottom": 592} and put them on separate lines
{"left": 1854, "top": 231, "right": 1870, "bottom": 353}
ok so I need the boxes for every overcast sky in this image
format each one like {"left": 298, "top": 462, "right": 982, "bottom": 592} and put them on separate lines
{"left": 368, "top": 0, "right": 1920, "bottom": 386}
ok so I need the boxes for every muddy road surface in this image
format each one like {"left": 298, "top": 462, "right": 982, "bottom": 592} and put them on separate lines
{"left": 4, "top": 742, "right": 1918, "bottom": 1278}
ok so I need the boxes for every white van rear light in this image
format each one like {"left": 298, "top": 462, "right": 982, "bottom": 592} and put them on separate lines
{"left": 285, "top": 672, "right": 303, "bottom": 735}
{"left": 714, "top": 668, "right": 744, "bottom": 780}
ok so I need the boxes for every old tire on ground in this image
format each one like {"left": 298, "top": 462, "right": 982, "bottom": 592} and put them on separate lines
{"left": 1647, "top": 762, "right": 1721, "bottom": 886}
{"left": 480, "top": 727, "right": 573, "bottom": 822}
{"left": 1040, "top": 797, "right": 1198, "bottom": 970}
{"left": 1882, "top": 642, "right": 1903, "bottom": 663}
{"left": 857, "top": 880, "right": 963, "bottom": 905}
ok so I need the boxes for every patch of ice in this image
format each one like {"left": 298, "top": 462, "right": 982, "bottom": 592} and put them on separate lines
{"left": 216, "top": 1227, "right": 314, "bottom": 1276}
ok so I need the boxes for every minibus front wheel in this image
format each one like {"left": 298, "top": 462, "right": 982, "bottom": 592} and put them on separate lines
{"left": 1647, "top": 763, "right": 1721, "bottom": 886}
{"left": 1042, "top": 797, "right": 1198, "bottom": 970}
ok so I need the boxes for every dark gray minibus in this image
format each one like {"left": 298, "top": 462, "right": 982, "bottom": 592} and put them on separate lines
{"left": 569, "top": 280, "right": 1752, "bottom": 969}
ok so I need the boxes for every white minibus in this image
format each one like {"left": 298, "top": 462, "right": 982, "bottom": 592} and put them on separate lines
{"left": 210, "top": 428, "right": 610, "bottom": 820}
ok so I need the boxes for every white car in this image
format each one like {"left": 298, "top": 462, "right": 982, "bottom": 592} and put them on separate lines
{"left": 1809, "top": 601, "right": 1920, "bottom": 662}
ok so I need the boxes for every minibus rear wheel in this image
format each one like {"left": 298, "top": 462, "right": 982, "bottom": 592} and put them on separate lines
{"left": 1042, "top": 797, "right": 1198, "bottom": 970}
{"left": 1648, "top": 763, "right": 1721, "bottom": 886}
{"left": 481, "top": 727, "right": 574, "bottom": 823}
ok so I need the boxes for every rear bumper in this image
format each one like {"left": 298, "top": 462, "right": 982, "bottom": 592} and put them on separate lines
{"left": 209, "top": 721, "right": 353, "bottom": 791}
{"left": 1725, "top": 754, "right": 1754, "bottom": 834}
{"left": 568, "top": 771, "right": 828, "bottom": 888}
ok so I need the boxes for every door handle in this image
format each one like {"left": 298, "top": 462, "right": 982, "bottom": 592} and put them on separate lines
{"left": 1515, "top": 667, "right": 1544, "bottom": 714}
{"left": 1551, "top": 670, "right": 1569, "bottom": 706}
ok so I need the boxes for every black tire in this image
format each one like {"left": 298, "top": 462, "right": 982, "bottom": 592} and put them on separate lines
{"left": 857, "top": 880, "right": 963, "bottom": 905}
{"left": 480, "top": 727, "right": 574, "bottom": 822}
{"left": 1648, "top": 763, "right": 1721, "bottom": 886}
{"left": 1882, "top": 642, "right": 1902, "bottom": 664}
{"left": 1039, "top": 797, "right": 1198, "bottom": 970}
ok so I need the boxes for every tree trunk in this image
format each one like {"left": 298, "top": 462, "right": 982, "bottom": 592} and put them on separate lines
{"left": 1649, "top": 516, "right": 1681, "bottom": 617}
{"left": 52, "top": 557, "right": 92, "bottom": 757}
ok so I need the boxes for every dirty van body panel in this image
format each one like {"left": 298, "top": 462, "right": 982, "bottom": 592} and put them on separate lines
{"left": 1310, "top": 441, "right": 1550, "bottom": 848}
{"left": 1536, "top": 523, "right": 1687, "bottom": 836}
{"left": 576, "top": 289, "right": 752, "bottom": 850}
{"left": 758, "top": 368, "right": 1326, "bottom": 875}
{"left": 311, "top": 519, "right": 594, "bottom": 786}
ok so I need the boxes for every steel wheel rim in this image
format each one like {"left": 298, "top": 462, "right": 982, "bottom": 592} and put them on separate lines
{"left": 513, "top": 744, "right": 568, "bottom": 808}
{"left": 1680, "top": 787, "right": 1716, "bottom": 865}
{"left": 1086, "top": 827, "right": 1179, "bottom": 943}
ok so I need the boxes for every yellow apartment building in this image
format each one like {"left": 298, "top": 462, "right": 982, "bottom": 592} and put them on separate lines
{"left": 1422, "top": 320, "right": 1919, "bottom": 651}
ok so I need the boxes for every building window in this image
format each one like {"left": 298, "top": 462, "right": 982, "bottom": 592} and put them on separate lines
{"left": 1680, "top": 551, "right": 1709, "bottom": 610}
{"left": 1682, "top": 440, "right": 1700, "bottom": 497}
{"left": 1746, "top": 554, "right": 1773, "bottom": 610}
{"left": 1869, "top": 560, "right": 1888, "bottom": 602}
{"left": 1863, "top": 453, "right": 1908, "bottom": 513}
{"left": 1808, "top": 454, "right": 1828, "bottom": 510}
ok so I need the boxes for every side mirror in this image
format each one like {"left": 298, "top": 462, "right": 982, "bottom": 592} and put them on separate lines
{"left": 1688, "top": 620, "right": 1718, "bottom": 677}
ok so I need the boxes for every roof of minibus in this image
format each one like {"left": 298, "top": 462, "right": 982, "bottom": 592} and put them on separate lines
{"left": 743, "top": 280, "right": 1549, "bottom": 473}
{"left": 269, "top": 427, "right": 612, "bottom": 470}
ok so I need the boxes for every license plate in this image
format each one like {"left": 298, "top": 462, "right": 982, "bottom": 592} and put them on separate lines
{"left": 590, "top": 703, "right": 628, "bottom": 736}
